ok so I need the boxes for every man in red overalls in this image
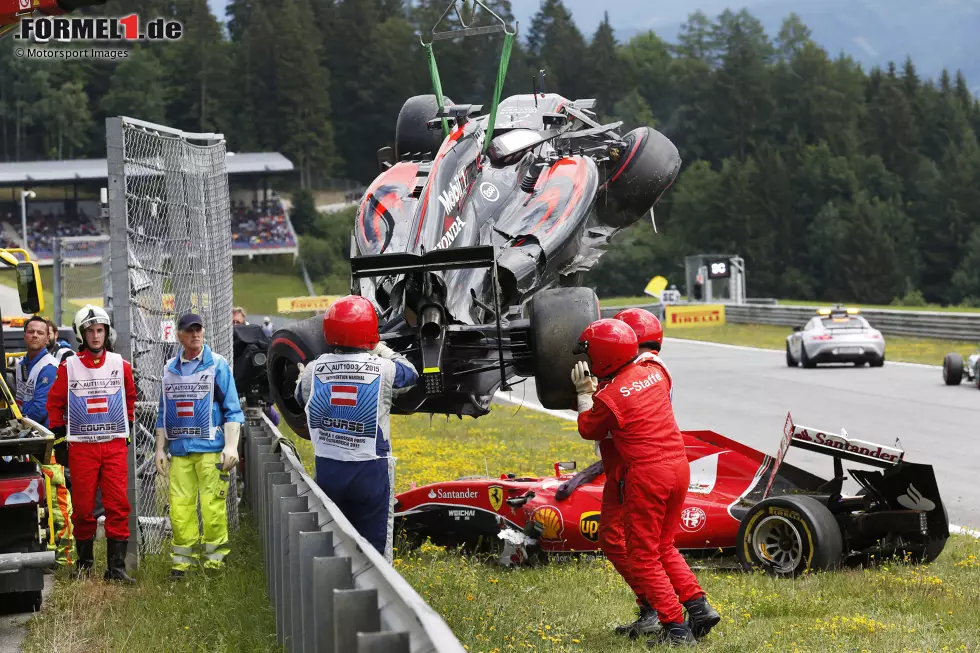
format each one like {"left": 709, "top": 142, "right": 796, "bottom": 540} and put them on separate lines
{"left": 47, "top": 305, "right": 137, "bottom": 583}
{"left": 572, "top": 318, "right": 719, "bottom": 646}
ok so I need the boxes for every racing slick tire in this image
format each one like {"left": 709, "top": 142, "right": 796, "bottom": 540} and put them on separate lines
{"left": 869, "top": 354, "right": 884, "bottom": 368}
{"left": 528, "top": 287, "right": 601, "bottom": 410}
{"left": 942, "top": 353, "right": 963, "bottom": 385}
{"left": 785, "top": 343, "right": 797, "bottom": 367}
{"left": 266, "top": 314, "right": 327, "bottom": 440}
{"left": 395, "top": 94, "right": 454, "bottom": 161}
{"left": 594, "top": 127, "right": 682, "bottom": 229}
{"left": 736, "top": 494, "right": 843, "bottom": 578}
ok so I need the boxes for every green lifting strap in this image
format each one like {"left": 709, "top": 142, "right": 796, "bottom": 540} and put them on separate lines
{"left": 483, "top": 31, "right": 514, "bottom": 154}
{"left": 424, "top": 43, "right": 450, "bottom": 139}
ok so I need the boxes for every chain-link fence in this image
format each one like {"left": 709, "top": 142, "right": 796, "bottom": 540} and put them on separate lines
{"left": 52, "top": 235, "right": 111, "bottom": 326}
{"left": 106, "top": 116, "right": 236, "bottom": 564}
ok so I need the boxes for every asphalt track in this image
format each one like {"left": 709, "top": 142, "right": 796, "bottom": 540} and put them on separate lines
{"left": 496, "top": 337, "right": 980, "bottom": 531}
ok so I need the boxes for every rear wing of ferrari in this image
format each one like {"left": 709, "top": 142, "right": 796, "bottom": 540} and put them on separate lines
{"left": 763, "top": 411, "right": 905, "bottom": 498}
{"left": 782, "top": 411, "right": 905, "bottom": 467}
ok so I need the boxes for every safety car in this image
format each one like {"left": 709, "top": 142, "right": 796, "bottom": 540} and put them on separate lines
{"left": 786, "top": 306, "right": 886, "bottom": 368}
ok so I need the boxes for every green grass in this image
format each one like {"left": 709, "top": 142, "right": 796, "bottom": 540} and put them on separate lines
{"left": 278, "top": 406, "right": 980, "bottom": 653}
{"left": 662, "top": 322, "right": 975, "bottom": 366}
{"left": 0, "top": 266, "right": 101, "bottom": 317}
{"left": 24, "top": 522, "right": 279, "bottom": 653}
{"left": 232, "top": 271, "right": 312, "bottom": 317}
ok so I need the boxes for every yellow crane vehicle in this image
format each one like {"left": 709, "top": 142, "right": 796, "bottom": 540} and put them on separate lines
{"left": 0, "top": 248, "right": 58, "bottom": 612}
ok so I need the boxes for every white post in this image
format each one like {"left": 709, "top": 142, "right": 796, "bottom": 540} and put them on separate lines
{"left": 20, "top": 192, "right": 27, "bottom": 247}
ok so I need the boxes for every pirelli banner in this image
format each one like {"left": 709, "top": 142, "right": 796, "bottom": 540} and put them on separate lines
{"left": 665, "top": 304, "right": 726, "bottom": 328}
{"left": 276, "top": 295, "right": 340, "bottom": 314}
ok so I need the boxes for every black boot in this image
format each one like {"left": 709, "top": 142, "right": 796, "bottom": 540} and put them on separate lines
{"left": 103, "top": 539, "right": 136, "bottom": 584}
{"left": 648, "top": 622, "right": 697, "bottom": 647}
{"left": 683, "top": 594, "right": 721, "bottom": 639}
{"left": 75, "top": 539, "right": 94, "bottom": 578}
{"left": 615, "top": 604, "right": 662, "bottom": 638}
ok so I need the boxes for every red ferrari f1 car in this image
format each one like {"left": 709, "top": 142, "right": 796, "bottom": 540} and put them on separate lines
{"left": 394, "top": 414, "right": 949, "bottom": 576}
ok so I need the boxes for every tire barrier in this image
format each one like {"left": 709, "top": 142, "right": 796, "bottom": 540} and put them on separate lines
{"left": 242, "top": 407, "right": 466, "bottom": 653}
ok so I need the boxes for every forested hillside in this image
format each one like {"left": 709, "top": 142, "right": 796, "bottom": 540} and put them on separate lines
{"left": 2, "top": 0, "right": 979, "bottom": 305}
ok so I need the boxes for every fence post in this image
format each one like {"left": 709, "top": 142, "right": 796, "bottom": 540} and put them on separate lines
{"left": 334, "top": 589, "right": 381, "bottom": 653}
{"left": 52, "top": 238, "right": 62, "bottom": 327}
{"left": 358, "top": 632, "right": 411, "bottom": 653}
{"left": 299, "top": 531, "right": 333, "bottom": 653}
{"left": 267, "top": 479, "right": 295, "bottom": 599}
{"left": 105, "top": 116, "right": 138, "bottom": 571}
{"left": 274, "top": 493, "right": 306, "bottom": 646}
{"left": 287, "top": 512, "right": 319, "bottom": 652}
{"left": 279, "top": 499, "right": 311, "bottom": 649}
{"left": 312, "top": 556, "right": 354, "bottom": 653}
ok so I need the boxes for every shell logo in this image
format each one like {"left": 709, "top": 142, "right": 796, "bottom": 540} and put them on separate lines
{"left": 530, "top": 506, "right": 564, "bottom": 541}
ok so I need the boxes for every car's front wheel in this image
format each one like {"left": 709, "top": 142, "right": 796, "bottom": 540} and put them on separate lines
{"left": 785, "top": 343, "right": 797, "bottom": 367}
{"left": 528, "top": 287, "right": 601, "bottom": 410}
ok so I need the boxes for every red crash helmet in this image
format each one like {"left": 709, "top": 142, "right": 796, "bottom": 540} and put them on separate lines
{"left": 614, "top": 308, "right": 663, "bottom": 350}
{"left": 574, "top": 318, "right": 638, "bottom": 378}
{"left": 322, "top": 295, "right": 379, "bottom": 350}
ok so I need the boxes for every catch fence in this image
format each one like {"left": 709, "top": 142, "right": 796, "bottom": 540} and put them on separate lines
{"left": 105, "top": 115, "right": 236, "bottom": 566}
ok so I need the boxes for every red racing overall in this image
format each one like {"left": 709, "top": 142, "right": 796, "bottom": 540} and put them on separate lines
{"left": 47, "top": 350, "right": 137, "bottom": 542}
{"left": 579, "top": 357, "right": 703, "bottom": 624}
{"left": 595, "top": 351, "right": 667, "bottom": 607}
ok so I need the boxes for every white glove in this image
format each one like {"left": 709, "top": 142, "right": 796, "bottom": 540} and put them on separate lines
{"left": 154, "top": 428, "right": 169, "bottom": 476}
{"left": 221, "top": 422, "right": 242, "bottom": 472}
{"left": 373, "top": 342, "right": 396, "bottom": 359}
{"left": 297, "top": 362, "right": 306, "bottom": 375}
{"left": 571, "top": 361, "right": 598, "bottom": 394}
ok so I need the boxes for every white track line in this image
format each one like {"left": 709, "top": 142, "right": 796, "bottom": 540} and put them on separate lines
{"left": 492, "top": 389, "right": 979, "bottom": 539}
{"left": 663, "top": 336, "right": 943, "bottom": 370}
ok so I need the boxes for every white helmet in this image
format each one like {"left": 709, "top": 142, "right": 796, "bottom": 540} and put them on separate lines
{"left": 73, "top": 305, "right": 112, "bottom": 347}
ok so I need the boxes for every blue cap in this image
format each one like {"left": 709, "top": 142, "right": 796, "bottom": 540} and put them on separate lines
{"left": 177, "top": 313, "right": 205, "bottom": 331}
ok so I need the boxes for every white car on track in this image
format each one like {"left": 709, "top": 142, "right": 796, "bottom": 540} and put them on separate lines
{"left": 786, "top": 306, "right": 886, "bottom": 368}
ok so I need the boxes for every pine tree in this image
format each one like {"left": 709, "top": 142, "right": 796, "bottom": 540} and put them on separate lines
{"left": 274, "top": 0, "right": 338, "bottom": 187}
{"left": 525, "top": 0, "right": 587, "bottom": 99}
{"left": 583, "top": 12, "right": 620, "bottom": 117}
{"left": 100, "top": 46, "right": 169, "bottom": 125}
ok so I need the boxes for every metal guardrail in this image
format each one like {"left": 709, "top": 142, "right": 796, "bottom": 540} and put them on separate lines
{"left": 724, "top": 304, "right": 980, "bottom": 342}
{"left": 243, "top": 407, "right": 467, "bottom": 653}
{"left": 598, "top": 300, "right": 980, "bottom": 342}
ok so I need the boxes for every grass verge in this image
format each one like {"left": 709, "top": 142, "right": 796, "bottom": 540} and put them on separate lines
{"left": 23, "top": 520, "right": 279, "bottom": 653}
{"left": 661, "top": 323, "right": 974, "bottom": 366}
{"left": 281, "top": 406, "right": 980, "bottom": 653}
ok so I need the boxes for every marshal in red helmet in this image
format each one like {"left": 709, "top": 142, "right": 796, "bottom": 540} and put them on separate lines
{"left": 294, "top": 295, "right": 418, "bottom": 563}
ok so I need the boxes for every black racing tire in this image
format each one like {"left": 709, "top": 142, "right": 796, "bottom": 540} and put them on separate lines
{"left": 785, "top": 343, "right": 797, "bottom": 367}
{"left": 529, "top": 287, "right": 601, "bottom": 410}
{"left": 395, "top": 94, "right": 454, "bottom": 161}
{"left": 869, "top": 354, "right": 884, "bottom": 368}
{"left": 267, "top": 314, "right": 329, "bottom": 440}
{"left": 595, "top": 126, "right": 682, "bottom": 229}
{"left": 800, "top": 344, "right": 816, "bottom": 369}
{"left": 854, "top": 360, "right": 867, "bottom": 367}
{"left": 736, "top": 494, "right": 843, "bottom": 578}
{"left": 943, "top": 353, "right": 963, "bottom": 385}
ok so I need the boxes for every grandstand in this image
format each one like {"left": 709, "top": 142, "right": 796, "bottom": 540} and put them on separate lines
{"left": 0, "top": 152, "right": 298, "bottom": 264}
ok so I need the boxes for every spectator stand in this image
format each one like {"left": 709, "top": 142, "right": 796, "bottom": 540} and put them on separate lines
{"left": 0, "top": 152, "right": 297, "bottom": 265}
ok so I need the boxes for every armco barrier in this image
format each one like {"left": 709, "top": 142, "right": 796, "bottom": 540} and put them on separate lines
{"left": 243, "top": 407, "right": 467, "bottom": 653}
{"left": 599, "top": 300, "right": 980, "bottom": 342}
{"left": 724, "top": 304, "right": 980, "bottom": 341}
